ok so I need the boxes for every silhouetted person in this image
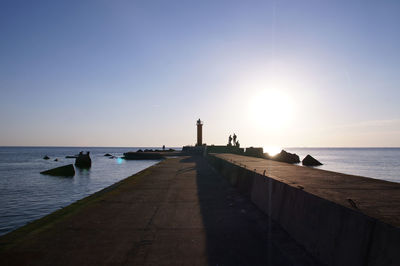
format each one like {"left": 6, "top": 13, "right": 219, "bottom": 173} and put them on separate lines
{"left": 162, "top": 145, "right": 165, "bottom": 151}
{"left": 228, "top": 135, "right": 232, "bottom": 146}
{"left": 233, "top": 133, "right": 237, "bottom": 145}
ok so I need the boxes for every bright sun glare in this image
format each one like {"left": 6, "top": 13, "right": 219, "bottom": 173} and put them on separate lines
{"left": 249, "top": 90, "right": 293, "bottom": 131}
{"left": 263, "top": 146, "right": 282, "bottom": 156}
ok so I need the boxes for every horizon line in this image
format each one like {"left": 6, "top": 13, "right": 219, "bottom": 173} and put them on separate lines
{"left": 1, "top": 145, "right": 400, "bottom": 149}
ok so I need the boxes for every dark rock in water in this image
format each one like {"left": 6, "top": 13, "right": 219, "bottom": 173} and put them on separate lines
{"left": 137, "top": 149, "right": 143, "bottom": 152}
{"left": 75, "top": 151, "right": 92, "bottom": 168}
{"left": 54, "top": 158, "right": 58, "bottom": 162}
{"left": 271, "top": 150, "right": 300, "bottom": 164}
{"left": 302, "top": 155, "right": 323, "bottom": 166}
{"left": 104, "top": 153, "right": 112, "bottom": 157}
{"left": 43, "top": 155, "right": 50, "bottom": 160}
{"left": 109, "top": 156, "right": 116, "bottom": 159}
{"left": 40, "top": 164, "right": 75, "bottom": 177}
{"left": 65, "top": 155, "right": 78, "bottom": 159}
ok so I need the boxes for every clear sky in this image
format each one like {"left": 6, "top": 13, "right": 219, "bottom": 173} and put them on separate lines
{"left": 1, "top": 0, "right": 399, "bottom": 148}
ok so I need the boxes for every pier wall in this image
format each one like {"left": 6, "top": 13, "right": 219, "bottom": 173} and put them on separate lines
{"left": 207, "top": 154, "right": 400, "bottom": 266}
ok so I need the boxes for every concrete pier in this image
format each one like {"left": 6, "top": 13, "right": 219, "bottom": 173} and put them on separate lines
{"left": 0, "top": 156, "right": 319, "bottom": 265}
{"left": 208, "top": 153, "right": 400, "bottom": 266}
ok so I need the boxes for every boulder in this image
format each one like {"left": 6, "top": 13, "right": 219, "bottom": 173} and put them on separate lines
{"left": 302, "top": 155, "right": 323, "bottom": 166}
{"left": 271, "top": 150, "right": 300, "bottom": 164}
{"left": 43, "top": 155, "right": 50, "bottom": 160}
{"left": 40, "top": 164, "right": 75, "bottom": 177}
{"left": 75, "top": 151, "right": 92, "bottom": 168}
{"left": 104, "top": 153, "right": 112, "bottom": 157}
{"left": 54, "top": 158, "right": 58, "bottom": 162}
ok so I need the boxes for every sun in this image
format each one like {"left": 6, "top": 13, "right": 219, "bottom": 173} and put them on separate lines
{"left": 248, "top": 90, "right": 293, "bottom": 131}
{"left": 263, "top": 146, "right": 282, "bottom": 156}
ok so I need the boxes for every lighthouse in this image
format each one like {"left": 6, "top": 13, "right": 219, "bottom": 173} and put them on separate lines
{"left": 196, "top": 119, "right": 203, "bottom": 146}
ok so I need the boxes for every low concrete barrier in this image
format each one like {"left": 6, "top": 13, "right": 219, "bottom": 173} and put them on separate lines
{"left": 207, "top": 154, "right": 400, "bottom": 266}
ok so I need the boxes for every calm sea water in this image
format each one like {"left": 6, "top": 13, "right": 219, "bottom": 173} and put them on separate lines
{"left": 284, "top": 148, "right": 400, "bottom": 183}
{"left": 0, "top": 147, "right": 399, "bottom": 236}
{"left": 0, "top": 147, "right": 165, "bottom": 236}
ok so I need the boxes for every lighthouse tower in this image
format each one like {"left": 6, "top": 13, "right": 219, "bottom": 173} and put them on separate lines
{"left": 196, "top": 119, "right": 203, "bottom": 146}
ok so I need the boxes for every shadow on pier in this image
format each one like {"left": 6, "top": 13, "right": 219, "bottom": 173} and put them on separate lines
{"left": 182, "top": 156, "right": 320, "bottom": 266}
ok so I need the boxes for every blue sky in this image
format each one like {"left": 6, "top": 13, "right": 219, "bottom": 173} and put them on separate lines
{"left": 1, "top": 0, "right": 399, "bottom": 147}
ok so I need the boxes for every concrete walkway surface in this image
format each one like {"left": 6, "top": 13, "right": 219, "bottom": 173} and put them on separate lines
{"left": 214, "top": 153, "right": 400, "bottom": 227}
{"left": 0, "top": 156, "right": 319, "bottom": 266}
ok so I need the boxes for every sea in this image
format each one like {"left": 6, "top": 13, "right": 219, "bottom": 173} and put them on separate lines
{"left": 284, "top": 147, "right": 400, "bottom": 183}
{"left": 0, "top": 146, "right": 399, "bottom": 236}
{"left": 0, "top": 147, "right": 164, "bottom": 236}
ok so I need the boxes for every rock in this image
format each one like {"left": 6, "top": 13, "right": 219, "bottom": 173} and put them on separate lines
{"left": 43, "top": 155, "right": 50, "bottom": 160}
{"left": 65, "top": 155, "right": 78, "bottom": 159}
{"left": 54, "top": 158, "right": 58, "bottom": 162}
{"left": 271, "top": 150, "right": 300, "bottom": 164}
{"left": 40, "top": 164, "right": 75, "bottom": 177}
{"left": 137, "top": 149, "right": 143, "bottom": 152}
{"left": 302, "top": 155, "right": 323, "bottom": 166}
{"left": 75, "top": 151, "right": 92, "bottom": 168}
{"left": 104, "top": 153, "right": 112, "bottom": 157}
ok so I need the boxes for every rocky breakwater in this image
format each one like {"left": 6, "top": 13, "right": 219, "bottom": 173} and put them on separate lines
{"left": 123, "top": 151, "right": 165, "bottom": 160}
{"left": 123, "top": 149, "right": 180, "bottom": 160}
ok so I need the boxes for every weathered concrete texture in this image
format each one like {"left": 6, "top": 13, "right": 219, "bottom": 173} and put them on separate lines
{"left": 208, "top": 153, "right": 400, "bottom": 266}
{"left": 0, "top": 156, "right": 319, "bottom": 266}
